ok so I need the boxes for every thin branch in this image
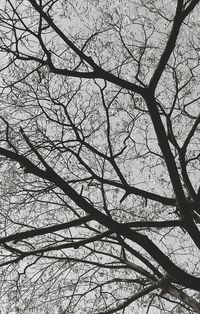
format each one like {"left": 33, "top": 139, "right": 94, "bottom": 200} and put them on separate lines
{"left": 98, "top": 275, "right": 172, "bottom": 314}
{"left": 0, "top": 146, "right": 199, "bottom": 291}
{"left": 27, "top": 0, "right": 144, "bottom": 95}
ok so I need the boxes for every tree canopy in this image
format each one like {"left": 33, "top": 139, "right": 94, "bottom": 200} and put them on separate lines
{"left": 0, "top": 0, "right": 200, "bottom": 313}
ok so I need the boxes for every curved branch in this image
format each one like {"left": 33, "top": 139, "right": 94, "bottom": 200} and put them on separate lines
{"left": 143, "top": 92, "right": 200, "bottom": 250}
{"left": 182, "top": 114, "right": 200, "bottom": 150}
{"left": 98, "top": 275, "right": 172, "bottom": 314}
{"left": 0, "top": 147, "right": 199, "bottom": 291}
{"left": 148, "top": 0, "right": 196, "bottom": 90}
{"left": 27, "top": 0, "right": 144, "bottom": 95}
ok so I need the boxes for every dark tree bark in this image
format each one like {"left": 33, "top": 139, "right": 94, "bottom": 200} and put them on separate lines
{"left": 0, "top": 0, "right": 200, "bottom": 313}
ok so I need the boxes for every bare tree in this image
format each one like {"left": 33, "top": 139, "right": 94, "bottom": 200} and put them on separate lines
{"left": 0, "top": 0, "right": 200, "bottom": 313}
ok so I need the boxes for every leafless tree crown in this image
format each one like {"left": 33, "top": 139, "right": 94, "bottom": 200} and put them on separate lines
{"left": 0, "top": 0, "right": 200, "bottom": 313}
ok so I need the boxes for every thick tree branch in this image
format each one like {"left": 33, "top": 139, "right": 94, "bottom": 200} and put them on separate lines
{"left": 149, "top": 0, "right": 200, "bottom": 90}
{"left": 0, "top": 215, "right": 92, "bottom": 244}
{"left": 0, "top": 147, "right": 199, "bottom": 291}
{"left": 182, "top": 114, "right": 200, "bottom": 150}
{"left": 183, "top": 0, "right": 200, "bottom": 17}
{"left": 98, "top": 275, "right": 172, "bottom": 314}
{"left": 124, "top": 219, "right": 183, "bottom": 228}
{"left": 165, "top": 285, "right": 200, "bottom": 313}
{"left": 144, "top": 92, "right": 200, "bottom": 249}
